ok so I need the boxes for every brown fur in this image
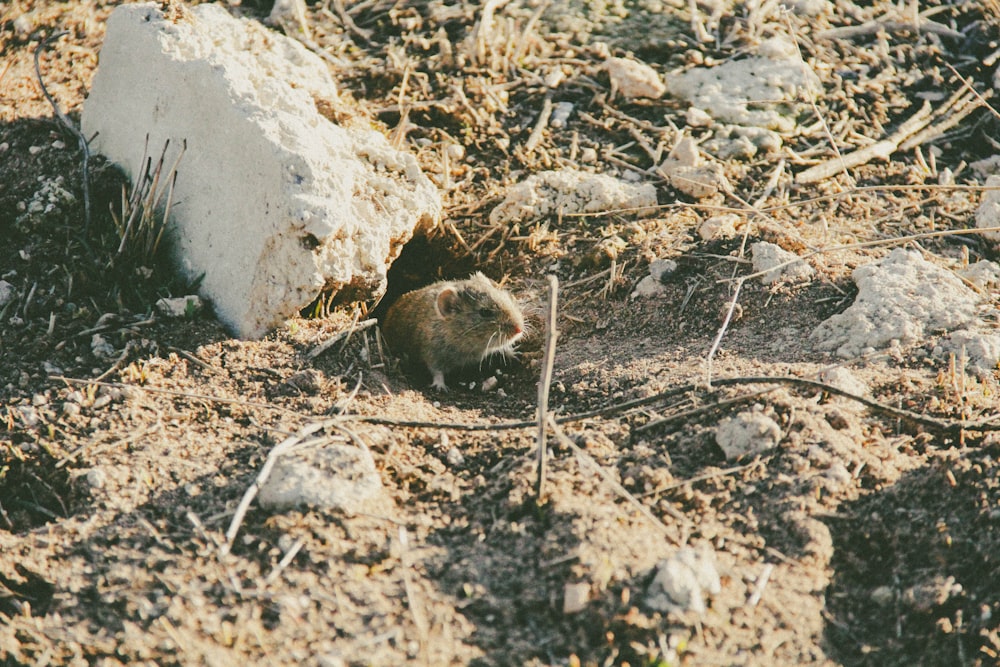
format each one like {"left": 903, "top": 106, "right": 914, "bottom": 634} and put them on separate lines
{"left": 381, "top": 272, "right": 525, "bottom": 390}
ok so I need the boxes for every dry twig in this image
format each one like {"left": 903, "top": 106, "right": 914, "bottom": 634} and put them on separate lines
{"left": 535, "top": 275, "right": 559, "bottom": 500}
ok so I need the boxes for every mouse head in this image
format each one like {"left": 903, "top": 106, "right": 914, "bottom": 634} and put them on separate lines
{"left": 434, "top": 272, "right": 525, "bottom": 353}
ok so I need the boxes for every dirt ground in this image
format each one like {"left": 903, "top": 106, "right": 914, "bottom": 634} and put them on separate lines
{"left": 2, "top": 0, "right": 1000, "bottom": 665}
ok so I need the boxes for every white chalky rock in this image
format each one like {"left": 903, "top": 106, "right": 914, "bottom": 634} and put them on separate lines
{"left": 658, "top": 136, "right": 730, "bottom": 199}
{"left": 818, "top": 366, "right": 868, "bottom": 397}
{"left": 811, "top": 249, "right": 984, "bottom": 358}
{"left": 975, "top": 177, "right": 1000, "bottom": 243}
{"left": 935, "top": 330, "right": 1000, "bottom": 378}
{"left": 0, "top": 280, "right": 15, "bottom": 308}
{"left": 489, "top": 169, "right": 657, "bottom": 225}
{"left": 155, "top": 295, "right": 204, "bottom": 319}
{"left": 751, "top": 241, "right": 814, "bottom": 285}
{"left": 645, "top": 548, "right": 721, "bottom": 615}
{"left": 716, "top": 411, "right": 782, "bottom": 461}
{"left": 699, "top": 213, "right": 740, "bottom": 240}
{"left": 665, "top": 37, "right": 819, "bottom": 133}
{"left": 82, "top": 3, "right": 441, "bottom": 339}
{"left": 258, "top": 443, "right": 388, "bottom": 513}
{"left": 957, "top": 260, "right": 1000, "bottom": 289}
{"left": 603, "top": 56, "right": 666, "bottom": 99}
{"left": 631, "top": 259, "right": 677, "bottom": 299}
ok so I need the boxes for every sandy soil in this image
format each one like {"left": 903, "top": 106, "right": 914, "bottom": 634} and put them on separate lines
{"left": 2, "top": 1, "right": 1000, "bottom": 665}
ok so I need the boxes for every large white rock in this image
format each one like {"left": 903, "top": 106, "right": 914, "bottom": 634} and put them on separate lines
{"left": 665, "top": 37, "right": 819, "bottom": 133}
{"left": 82, "top": 3, "right": 441, "bottom": 338}
{"left": 811, "top": 249, "right": 983, "bottom": 358}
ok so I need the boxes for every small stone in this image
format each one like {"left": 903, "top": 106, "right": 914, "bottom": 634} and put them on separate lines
{"left": 699, "top": 213, "right": 740, "bottom": 240}
{"left": 645, "top": 548, "right": 721, "bottom": 615}
{"left": 0, "top": 280, "right": 15, "bottom": 307}
{"left": 155, "top": 295, "right": 204, "bottom": 319}
{"left": 17, "top": 405, "right": 40, "bottom": 427}
{"left": 42, "top": 361, "right": 64, "bottom": 376}
{"left": 258, "top": 443, "right": 388, "bottom": 513}
{"left": 87, "top": 467, "right": 108, "bottom": 489}
{"left": 550, "top": 101, "right": 574, "bottom": 128}
{"left": 563, "top": 582, "right": 591, "bottom": 614}
{"left": 716, "top": 411, "right": 782, "bottom": 461}
{"left": 480, "top": 376, "right": 499, "bottom": 392}
{"left": 31, "top": 393, "right": 48, "bottom": 407}
{"left": 445, "top": 447, "right": 465, "bottom": 467}
{"left": 62, "top": 402, "right": 81, "bottom": 418}
{"left": 685, "top": 107, "right": 713, "bottom": 127}
{"left": 751, "top": 242, "right": 814, "bottom": 285}
{"left": 818, "top": 367, "right": 868, "bottom": 397}
{"left": 91, "top": 334, "right": 117, "bottom": 361}
{"left": 603, "top": 57, "right": 665, "bottom": 99}
{"left": 649, "top": 259, "right": 678, "bottom": 282}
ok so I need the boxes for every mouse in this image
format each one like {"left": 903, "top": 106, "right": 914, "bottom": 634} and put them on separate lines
{"left": 381, "top": 272, "right": 525, "bottom": 391}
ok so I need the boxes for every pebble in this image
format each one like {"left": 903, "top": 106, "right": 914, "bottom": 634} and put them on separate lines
{"left": 87, "top": 467, "right": 108, "bottom": 489}
{"left": 562, "top": 582, "right": 590, "bottom": 614}
{"left": 645, "top": 548, "right": 721, "bottom": 615}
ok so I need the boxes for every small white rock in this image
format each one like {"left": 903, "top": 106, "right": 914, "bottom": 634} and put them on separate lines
{"left": 818, "top": 367, "right": 868, "bottom": 397}
{"left": 0, "top": 281, "right": 15, "bottom": 308}
{"left": 645, "top": 548, "right": 721, "bottom": 615}
{"left": 563, "top": 582, "right": 591, "bottom": 614}
{"left": 87, "top": 467, "right": 108, "bottom": 489}
{"left": 155, "top": 295, "right": 204, "bottom": 319}
{"left": 685, "top": 107, "right": 713, "bottom": 127}
{"left": 258, "top": 443, "right": 387, "bottom": 513}
{"left": 445, "top": 447, "right": 465, "bottom": 467}
{"left": 751, "top": 242, "right": 814, "bottom": 285}
{"left": 604, "top": 57, "right": 665, "bottom": 99}
{"left": 716, "top": 411, "right": 782, "bottom": 461}
{"left": 91, "top": 334, "right": 117, "bottom": 361}
{"left": 698, "top": 213, "right": 740, "bottom": 240}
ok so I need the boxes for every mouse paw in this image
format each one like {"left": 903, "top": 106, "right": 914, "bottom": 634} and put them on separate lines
{"left": 430, "top": 370, "right": 449, "bottom": 392}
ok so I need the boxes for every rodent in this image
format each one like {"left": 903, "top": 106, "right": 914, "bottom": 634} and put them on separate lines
{"left": 381, "top": 272, "right": 525, "bottom": 391}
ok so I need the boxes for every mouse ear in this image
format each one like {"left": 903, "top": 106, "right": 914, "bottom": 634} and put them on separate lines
{"left": 436, "top": 286, "right": 461, "bottom": 317}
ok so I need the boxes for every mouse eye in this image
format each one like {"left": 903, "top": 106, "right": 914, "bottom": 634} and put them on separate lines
{"left": 478, "top": 307, "right": 494, "bottom": 318}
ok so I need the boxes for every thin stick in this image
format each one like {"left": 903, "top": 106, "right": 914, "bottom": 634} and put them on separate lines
{"left": 265, "top": 537, "right": 306, "bottom": 584}
{"left": 535, "top": 275, "right": 559, "bottom": 501}
{"left": 34, "top": 31, "right": 91, "bottom": 231}
{"left": 705, "top": 278, "right": 744, "bottom": 387}
{"left": 220, "top": 421, "right": 331, "bottom": 556}
{"left": 795, "top": 100, "right": 935, "bottom": 184}
{"left": 524, "top": 96, "right": 553, "bottom": 155}
{"left": 634, "top": 386, "right": 777, "bottom": 434}
{"left": 747, "top": 563, "right": 774, "bottom": 607}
